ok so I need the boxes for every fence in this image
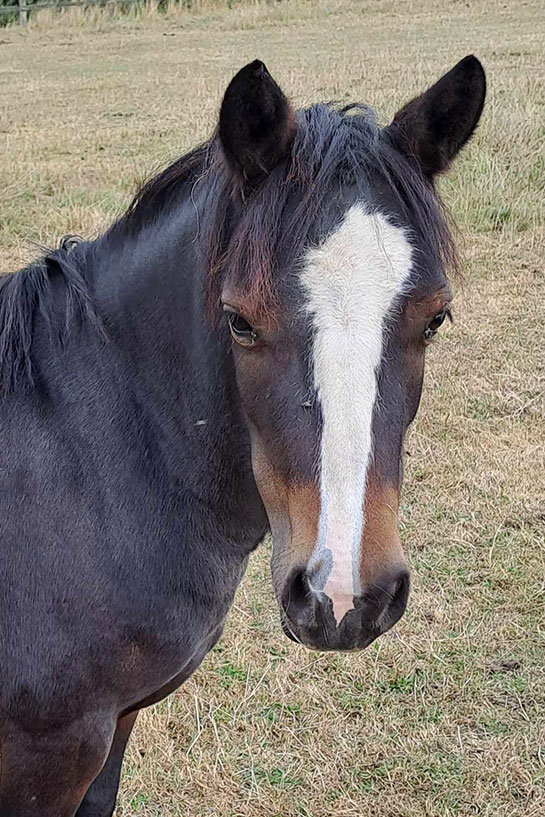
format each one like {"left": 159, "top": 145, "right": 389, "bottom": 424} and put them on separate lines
{"left": 0, "top": 0, "right": 149, "bottom": 25}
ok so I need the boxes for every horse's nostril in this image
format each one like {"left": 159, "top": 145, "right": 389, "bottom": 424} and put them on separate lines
{"left": 377, "top": 568, "right": 410, "bottom": 629}
{"left": 281, "top": 568, "right": 311, "bottom": 624}
{"left": 395, "top": 570, "right": 410, "bottom": 604}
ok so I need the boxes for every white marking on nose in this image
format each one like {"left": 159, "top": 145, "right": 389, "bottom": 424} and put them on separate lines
{"left": 301, "top": 204, "right": 413, "bottom": 626}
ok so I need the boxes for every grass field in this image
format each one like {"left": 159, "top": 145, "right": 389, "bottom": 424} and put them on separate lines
{"left": 1, "top": 1, "right": 544, "bottom": 815}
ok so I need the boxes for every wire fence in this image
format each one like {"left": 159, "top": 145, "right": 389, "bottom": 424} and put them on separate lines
{"left": 0, "top": 0, "right": 189, "bottom": 25}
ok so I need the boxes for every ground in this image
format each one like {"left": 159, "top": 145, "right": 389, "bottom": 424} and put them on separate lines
{"left": 0, "top": 1, "right": 544, "bottom": 815}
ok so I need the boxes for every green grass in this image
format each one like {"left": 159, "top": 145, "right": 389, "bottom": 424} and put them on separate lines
{"left": 0, "top": 1, "right": 544, "bottom": 815}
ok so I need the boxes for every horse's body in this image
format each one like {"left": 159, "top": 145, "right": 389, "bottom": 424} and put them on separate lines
{"left": 0, "top": 175, "right": 268, "bottom": 813}
{"left": 0, "top": 58, "right": 485, "bottom": 815}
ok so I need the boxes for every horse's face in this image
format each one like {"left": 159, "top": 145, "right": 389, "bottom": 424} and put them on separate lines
{"left": 218, "top": 58, "right": 485, "bottom": 650}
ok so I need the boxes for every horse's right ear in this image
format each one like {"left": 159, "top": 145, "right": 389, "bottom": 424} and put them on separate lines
{"left": 219, "top": 60, "right": 296, "bottom": 189}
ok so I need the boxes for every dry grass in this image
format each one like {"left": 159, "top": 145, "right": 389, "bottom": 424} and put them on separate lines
{"left": 1, "top": 1, "right": 544, "bottom": 815}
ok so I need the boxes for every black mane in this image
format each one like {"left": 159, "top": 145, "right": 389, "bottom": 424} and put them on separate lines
{"left": 206, "top": 102, "right": 457, "bottom": 311}
{"left": 0, "top": 102, "right": 455, "bottom": 394}
{"left": 120, "top": 102, "right": 456, "bottom": 314}
{"left": 0, "top": 246, "right": 104, "bottom": 395}
{"left": 121, "top": 142, "right": 212, "bottom": 233}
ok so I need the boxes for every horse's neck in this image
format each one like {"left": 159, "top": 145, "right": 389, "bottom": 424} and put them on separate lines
{"left": 90, "top": 197, "right": 268, "bottom": 550}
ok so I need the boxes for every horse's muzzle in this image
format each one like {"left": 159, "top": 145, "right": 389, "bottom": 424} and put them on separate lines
{"left": 279, "top": 565, "right": 410, "bottom": 651}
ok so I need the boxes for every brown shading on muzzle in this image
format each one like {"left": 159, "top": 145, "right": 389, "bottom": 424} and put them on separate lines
{"left": 359, "top": 472, "right": 406, "bottom": 586}
{"left": 252, "top": 430, "right": 410, "bottom": 651}
{"left": 250, "top": 435, "right": 320, "bottom": 597}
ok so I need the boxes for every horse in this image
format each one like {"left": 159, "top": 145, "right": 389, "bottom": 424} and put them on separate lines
{"left": 0, "top": 56, "right": 485, "bottom": 815}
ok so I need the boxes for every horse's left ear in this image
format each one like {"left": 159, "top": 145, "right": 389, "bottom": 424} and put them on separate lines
{"left": 219, "top": 60, "right": 296, "bottom": 188}
{"left": 387, "top": 55, "right": 486, "bottom": 178}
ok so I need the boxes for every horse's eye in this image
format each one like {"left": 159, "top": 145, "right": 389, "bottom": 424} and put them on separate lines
{"left": 226, "top": 311, "right": 258, "bottom": 346}
{"left": 424, "top": 307, "right": 452, "bottom": 343}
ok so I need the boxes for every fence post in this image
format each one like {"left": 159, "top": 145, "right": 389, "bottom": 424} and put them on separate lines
{"left": 19, "top": 0, "right": 28, "bottom": 25}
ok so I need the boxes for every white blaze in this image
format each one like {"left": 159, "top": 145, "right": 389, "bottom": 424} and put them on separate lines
{"left": 301, "top": 204, "right": 413, "bottom": 625}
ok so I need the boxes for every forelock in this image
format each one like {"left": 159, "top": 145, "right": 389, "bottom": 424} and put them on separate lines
{"left": 137, "top": 104, "right": 456, "bottom": 318}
